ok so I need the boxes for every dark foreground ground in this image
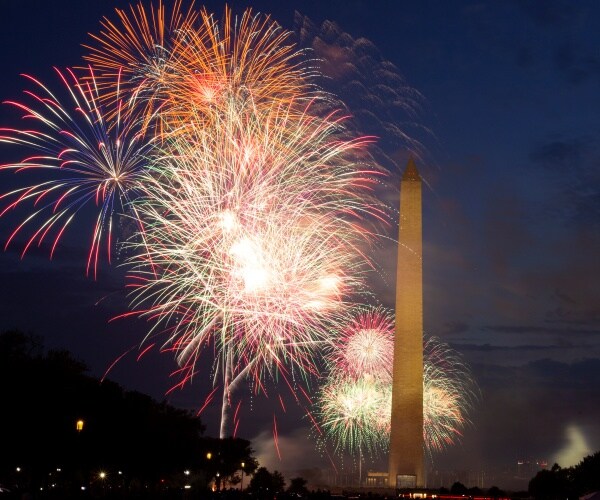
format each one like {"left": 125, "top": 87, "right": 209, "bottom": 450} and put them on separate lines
{"left": 0, "top": 487, "right": 402, "bottom": 500}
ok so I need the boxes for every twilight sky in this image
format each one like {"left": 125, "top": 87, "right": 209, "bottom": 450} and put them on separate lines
{"left": 0, "top": 0, "right": 599, "bottom": 489}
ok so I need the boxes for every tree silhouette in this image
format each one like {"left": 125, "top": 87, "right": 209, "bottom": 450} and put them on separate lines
{"left": 529, "top": 453, "right": 600, "bottom": 499}
{"left": 199, "top": 435, "right": 258, "bottom": 490}
{"left": 249, "top": 466, "right": 286, "bottom": 498}
{"left": 571, "top": 451, "right": 600, "bottom": 494}
{"left": 288, "top": 476, "right": 309, "bottom": 496}
{"left": 0, "top": 330, "right": 208, "bottom": 493}
{"left": 450, "top": 481, "right": 468, "bottom": 495}
{"left": 487, "top": 485, "right": 505, "bottom": 498}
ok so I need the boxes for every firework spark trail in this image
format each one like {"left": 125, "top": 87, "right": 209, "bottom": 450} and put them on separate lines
{"left": 0, "top": 67, "right": 151, "bottom": 276}
{"left": 295, "top": 14, "right": 428, "bottom": 169}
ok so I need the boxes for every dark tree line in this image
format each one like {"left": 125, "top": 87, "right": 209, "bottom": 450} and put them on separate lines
{"left": 0, "top": 330, "right": 256, "bottom": 496}
{"left": 529, "top": 452, "right": 600, "bottom": 499}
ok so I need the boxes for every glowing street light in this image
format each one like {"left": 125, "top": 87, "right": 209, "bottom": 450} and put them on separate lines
{"left": 76, "top": 420, "right": 84, "bottom": 432}
{"left": 240, "top": 462, "right": 245, "bottom": 490}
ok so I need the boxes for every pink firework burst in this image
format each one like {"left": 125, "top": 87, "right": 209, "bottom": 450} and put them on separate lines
{"left": 330, "top": 307, "right": 395, "bottom": 383}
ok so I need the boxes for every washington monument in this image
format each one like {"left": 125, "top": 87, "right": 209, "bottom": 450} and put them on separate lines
{"left": 388, "top": 158, "right": 424, "bottom": 488}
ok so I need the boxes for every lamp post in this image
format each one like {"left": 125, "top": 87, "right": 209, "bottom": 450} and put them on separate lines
{"left": 99, "top": 471, "right": 107, "bottom": 495}
{"left": 205, "top": 452, "right": 213, "bottom": 491}
{"left": 75, "top": 419, "right": 84, "bottom": 490}
{"left": 240, "top": 462, "right": 245, "bottom": 490}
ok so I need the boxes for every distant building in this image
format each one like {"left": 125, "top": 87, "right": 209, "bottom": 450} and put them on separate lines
{"left": 366, "top": 471, "right": 389, "bottom": 488}
{"left": 516, "top": 458, "right": 547, "bottom": 479}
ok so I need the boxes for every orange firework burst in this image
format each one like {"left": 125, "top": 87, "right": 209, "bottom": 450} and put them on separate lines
{"left": 163, "top": 6, "right": 316, "bottom": 131}
{"left": 84, "top": 3, "right": 317, "bottom": 139}
{"left": 83, "top": 0, "right": 199, "bottom": 127}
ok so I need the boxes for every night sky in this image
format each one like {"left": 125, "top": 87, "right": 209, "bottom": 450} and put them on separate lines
{"left": 1, "top": 0, "right": 599, "bottom": 490}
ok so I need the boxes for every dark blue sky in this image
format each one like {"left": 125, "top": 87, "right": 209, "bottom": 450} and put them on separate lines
{"left": 1, "top": 0, "right": 599, "bottom": 489}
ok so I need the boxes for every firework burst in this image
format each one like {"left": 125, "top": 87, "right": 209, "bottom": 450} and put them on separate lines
{"left": 423, "top": 337, "right": 476, "bottom": 453}
{"left": 317, "top": 374, "right": 390, "bottom": 456}
{"left": 85, "top": 3, "right": 317, "bottom": 139}
{"left": 83, "top": 0, "right": 199, "bottom": 121}
{"left": 0, "top": 67, "right": 150, "bottom": 275}
{"left": 127, "top": 93, "right": 384, "bottom": 395}
{"left": 163, "top": 6, "right": 317, "bottom": 130}
{"left": 328, "top": 306, "right": 394, "bottom": 383}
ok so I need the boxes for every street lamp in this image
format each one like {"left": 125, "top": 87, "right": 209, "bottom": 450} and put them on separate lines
{"left": 75, "top": 421, "right": 85, "bottom": 490}
{"left": 240, "top": 462, "right": 245, "bottom": 490}
{"left": 98, "top": 471, "right": 107, "bottom": 494}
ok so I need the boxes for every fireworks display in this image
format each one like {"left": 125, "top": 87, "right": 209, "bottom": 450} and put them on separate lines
{"left": 111, "top": 5, "right": 386, "bottom": 437}
{"left": 1, "top": 1, "right": 476, "bottom": 454}
{"left": 0, "top": 2, "right": 390, "bottom": 438}
{"left": 315, "top": 308, "right": 476, "bottom": 456}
